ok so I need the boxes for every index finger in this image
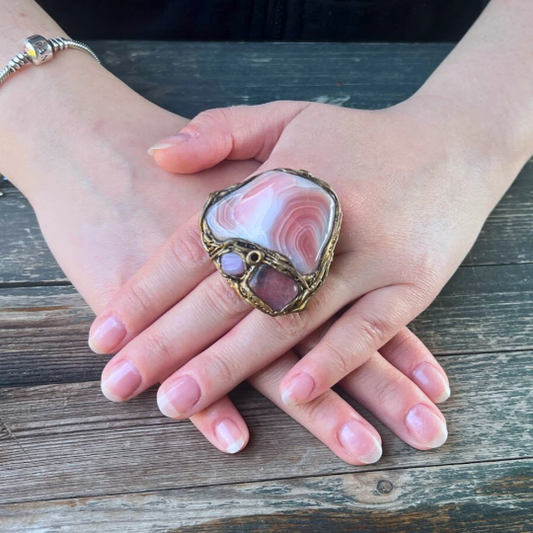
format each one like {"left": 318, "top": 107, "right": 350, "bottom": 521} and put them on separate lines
{"left": 88, "top": 214, "right": 213, "bottom": 354}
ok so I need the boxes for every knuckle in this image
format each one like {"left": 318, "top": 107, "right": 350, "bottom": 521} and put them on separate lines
{"left": 372, "top": 372, "right": 408, "bottom": 406}
{"left": 206, "top": 351, "right": 234, "bottom": 384}
{"left": 194, "top": 108, "right": 237, "bottom": 156}
{"left": 169, "top": 227, "right": 208, "bottom": 273}
{"left": 271, "top": 310, "right": 312, "bottom": 342}
{"left": 407, "top": 247, "right": 446, "bottom": 293}
{"left": 125, "top": 280, "right": 155, "bottom": 316}
{"left": 302, "top": 390, "right": 338, "bottom": 426}
{"left": 248, "top": 358, "right": 287, "bottom": 388}
{"left": 195, "top": 107, "right": 233, "bottom": 128}
{"left": 205, "top": 277, "right": 250, "bottom": 320}
{"left": 320, "top": 340, "right": 353, "bottom": 376}
{"left": 141, "top": 330, "right": 175, "bottom": 366}
{"left": 358, "top": 313, "right": 392, "bottom": 348}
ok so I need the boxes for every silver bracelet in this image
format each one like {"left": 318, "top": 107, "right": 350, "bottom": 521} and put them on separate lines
{"left": 0, "top": 35, "right": 100, "bottom": 87}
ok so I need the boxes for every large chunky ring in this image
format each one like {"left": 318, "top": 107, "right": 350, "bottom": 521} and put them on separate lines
{"left": 199, "top": 168, "right": 342, "bottom": 316}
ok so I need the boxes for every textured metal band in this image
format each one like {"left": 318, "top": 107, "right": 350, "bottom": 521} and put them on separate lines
{"left": 0, "top": 35, "right": 100, "bottom": 87}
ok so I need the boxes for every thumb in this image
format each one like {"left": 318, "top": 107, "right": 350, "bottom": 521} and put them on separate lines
{"left": 148, "top": 101, "right": 309, "bottom": 174}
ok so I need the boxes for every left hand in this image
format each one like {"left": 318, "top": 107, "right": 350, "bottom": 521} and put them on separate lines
{"left": 89, "top": 96, "right": 499, "bottom": 445}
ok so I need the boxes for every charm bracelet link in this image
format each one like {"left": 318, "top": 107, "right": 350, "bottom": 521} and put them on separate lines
{"left": 0, "top": 35, "right": 100, "bottom": 87}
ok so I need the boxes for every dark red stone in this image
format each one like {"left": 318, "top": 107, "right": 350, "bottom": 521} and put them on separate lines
{"left": 249, "top": 265, "right": 300, "bottom": 312}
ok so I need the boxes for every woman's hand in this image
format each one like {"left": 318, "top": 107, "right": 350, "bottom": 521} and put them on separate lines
{"left": 0, "top": 47, "right": 450, "bottom": 462}
{"left": 86, "top": 95, "right": 507, "bottom": 453}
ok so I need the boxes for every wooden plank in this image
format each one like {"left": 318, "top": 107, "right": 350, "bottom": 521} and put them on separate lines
{"left": 0, "top": 188, "right": 67, "bottom": 285}
{"left": 0, "top": 458, "right": 531, "bottom": 533}
{"left": 0, "top": 350, "right": 531, "bottom": 504}
{"left": 409, "top": 262, "right": 533, "bottom": 356}
{"left": 467, "top": 165, "right": 533, "bottom": 265}
{"left": 0, "top": 285, "right": 94, "bottom": 387}
{"left": 1, "top": 263, "right": 533, "bottom": 388}
{"left": 92, "top": 42, "right": 454, "bottom": 117}
{"left": 1, "top": 43, "right": 533, "bottom": 284}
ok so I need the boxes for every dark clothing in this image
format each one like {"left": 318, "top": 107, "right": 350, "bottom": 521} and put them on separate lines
{"left": 38, "top": 0, "right": 489, "bottom": 42}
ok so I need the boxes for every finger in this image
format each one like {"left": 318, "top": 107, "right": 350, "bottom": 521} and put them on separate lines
{"left": 294, "top": 315, "right": 338, "bottom": 354}
{"left": 88, "top": 214, "right": 214, "bottom": 355}
{"left": 279, "top": 283, "right": 430, "bottom": 406}
{"left": 297, "top": 321, "right": 450, "bottom": 404}
{"left": 341, "top": 352, "right": 448, "bottom": 450}
{"left": 100, "top": 272, "right": 250, "bottom": 401}
{"left": 148, "top": 102, "right": 310, "bottom": 174}
{"left": 189, "top": 395, "right": 249, "bottom": 454}
{"left": 248, "top": 351, "right": 382, "bottom": 465}
{"left": 155, "top": 256, "right": 368, "bottom": 419}
{"left": 380, "top": 328, "right": 451, "bottom": 403}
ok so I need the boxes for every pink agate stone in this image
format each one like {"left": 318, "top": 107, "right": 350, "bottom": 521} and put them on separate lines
{"left": 249, "top": 265, "right": 300, "bottom": 312}
{"left": 205, "top": 170, "right": 336, "bottom": 275}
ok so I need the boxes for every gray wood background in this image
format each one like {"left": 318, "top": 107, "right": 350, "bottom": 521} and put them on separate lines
{"left": 0, "top": 42, "right": 531, "bottom": 532}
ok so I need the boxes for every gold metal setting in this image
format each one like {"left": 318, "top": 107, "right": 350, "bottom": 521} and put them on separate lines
{"left": 199, "top": 168, "right": 343, "bottom": 316}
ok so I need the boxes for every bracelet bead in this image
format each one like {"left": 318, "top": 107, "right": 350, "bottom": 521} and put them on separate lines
{"left": 0, "top": 35, "right": 100, "bottom": 88}
{"left": 24, "top": 35, "right": 54, "bottom": 65}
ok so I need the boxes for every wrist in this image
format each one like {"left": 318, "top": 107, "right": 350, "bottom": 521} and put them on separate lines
{"left": 404, "top": 88, "right": 525, "bottom": 206}
{"left": 407, "top": 0, "right": 533, "bottom": 205}
{"left": 0, "top": 49, "right": 187, "bottom": 203}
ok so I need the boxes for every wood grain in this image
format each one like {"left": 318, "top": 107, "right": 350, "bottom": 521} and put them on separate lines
{"left": 0, "top": 459, "right": 531, "bottom": 532}
{"left": 0, "top": 349, "right": 531, "bottom": 504}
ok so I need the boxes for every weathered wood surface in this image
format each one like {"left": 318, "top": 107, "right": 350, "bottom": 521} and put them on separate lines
{"left": 0, "top": 42, "right": 532, "bottom": 532}
{"left": 1, "top": 459, "right": 531, "bottom": 533}
{"left": 95, "top": 42, "right": 453, "bottom": 117}
{"left": 0, "top": 350, "right": 531, "bottom": 504}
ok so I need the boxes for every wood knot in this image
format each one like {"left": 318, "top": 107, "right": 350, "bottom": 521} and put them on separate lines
{"left": 377, "top": 479, "right": 394, "bottom": 494}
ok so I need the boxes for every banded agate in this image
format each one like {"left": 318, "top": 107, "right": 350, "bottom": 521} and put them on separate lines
{"left": 206, "top": 170, "right": 336, "bottom": 274}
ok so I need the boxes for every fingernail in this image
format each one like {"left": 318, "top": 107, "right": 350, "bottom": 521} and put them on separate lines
{"left": 89, "top": 313, "right": 126, "bottom": 354}
{"left": 215, "top": 418, "right": 246, "bottom": 454}
{"left": 101, "top": 359, "right": 142, "bottom": 402}
{"left": 148, "top": 133, "right": 190, "bottom": 155}
{"left": 281, "top": 373, "right": 316, "bottom": 406}
{"left": 406, "top": 404, "right": 448, "bottom": 448}
{"left": 157, "top": 375, "right": 201, "bottom": 418}
{"left": 412, "top": 362, "right": 451, "bottom": 403}
{"left": 338, "top": 420, "right": 383, "bottom": 464}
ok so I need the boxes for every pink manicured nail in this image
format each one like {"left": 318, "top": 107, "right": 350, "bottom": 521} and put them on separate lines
{"left": 406, "top": 404, "right": 448, "bottom": 448}
{"left": 281, "top": 373, "right": 316, "bottom": 405}
{"left": 215, "top": 418, "right": 246, "bottom": 454}
{"left": 338, "top": 420, "right": 382, "bottom": 464}
{"left": 89, "top": 313, "right": 126, "bottom": 354}
{"left": 148, "top": 133, "right": 190, "bottom": 155}
{"left": 157, "top": 375, "right": 201, "bottom": 417}
{"left": 412, "top": 362, "right": 451, "bottom": 403}
{"left": 101, "top": 359, "right": 142, "bottom": 402}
